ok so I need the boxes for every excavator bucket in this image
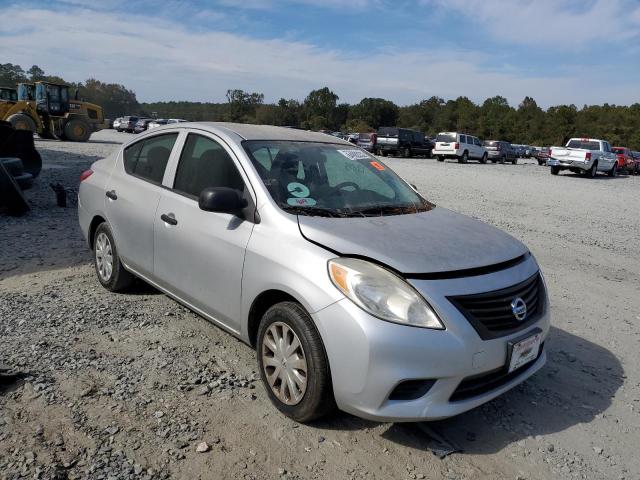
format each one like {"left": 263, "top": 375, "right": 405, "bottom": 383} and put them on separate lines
{"left": 0, "top": 120, "right": 42, "bottom": 178}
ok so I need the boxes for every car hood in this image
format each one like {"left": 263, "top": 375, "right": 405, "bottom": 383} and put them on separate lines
{"left": 297, "top": 207, "right": 528, "bottom": 275}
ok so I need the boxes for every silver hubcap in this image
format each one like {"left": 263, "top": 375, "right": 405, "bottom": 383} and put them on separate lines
{"left": 95, "top": 232, "right": 113, "bottom": 282}
{"left": 261, "top": 322, "right": 308, "bottom": 405}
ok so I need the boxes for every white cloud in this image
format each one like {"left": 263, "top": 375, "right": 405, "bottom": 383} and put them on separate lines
{"left": 0, "top": 6, "right": 636, "bottom": 107}
{"left": 423, "top": 0, "right": 640, "bottom": 49}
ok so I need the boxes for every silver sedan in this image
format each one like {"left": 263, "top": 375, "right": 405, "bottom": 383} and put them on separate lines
{"left": 78, "top": 122, "right": 550, "bottom": 422}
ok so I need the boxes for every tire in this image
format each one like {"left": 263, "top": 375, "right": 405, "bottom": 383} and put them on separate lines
{"left": 0, "top": 158, "right": 25, "bottom": 176}
{"left": 437, "top": 156, "right": 444, "bottom": 162}
{"left": 550, "top": 166, "right": 560, "bottom": 175}
{"left": 458, "top": 151, "right": 468, "bottom": 164}
{"left": 538, "top": 160, "right": 544, "bottom": 166}
{"left": 586, "top": 161, "right": 598, "bottom": 178}
{"left": 6, "top": 113, "right": 36, "bottom": 133}
{"left": 0, "top": 161, "right": 29, "bottom": 216}
{"left": 93, "top": 222, "right": 135, "bottom": 292}
{"left": 403, "top": 147, "right": 412, "bottom": 158}
{"left": 381, "top": 150, "right": 388, "bottom": 157}
{"left": 64, "top": 118, "right": 91, "bottom": 142}
{"left": 608, "top": 163, "right": 617, "bottom": 177}
{"left": 491, "top": 160, "right": 497, "bottom": 163}
{"left": 512, "top": 158, "right": 518, "bottom": 165}
{"left": 479, "top": 153, "right": 488, "bottom": 164}
{"left": 257, "top": 302, "right": 334, "bottom": 423}
{"left": 499, "top": 155, "right": 505, "bottom": 164}
{"left": 13, "top": 172, "right": 34, "bottom": 191}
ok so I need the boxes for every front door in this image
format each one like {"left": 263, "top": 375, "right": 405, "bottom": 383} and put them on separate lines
{"left": 153, "top": 132, "right": 255, "bottom": 333}
{"left": 104, "top": 131, "right": 180, "bottom": 275}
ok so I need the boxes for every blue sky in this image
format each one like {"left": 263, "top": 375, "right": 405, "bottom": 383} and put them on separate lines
{"left": 1, "top": 0, "right": 639, "bottom": 107}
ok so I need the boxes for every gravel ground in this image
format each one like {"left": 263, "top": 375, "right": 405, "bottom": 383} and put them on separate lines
{"left": 1, "top": 130, "right": 638, "bottom": 480}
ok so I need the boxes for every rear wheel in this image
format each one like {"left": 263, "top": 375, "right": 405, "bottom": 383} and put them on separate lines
{"left": 550, "top": 166, "right": 560, "bottom": 175}
{"left": 499, "top": 155, "right": 505, "bottom": 164}
{"left": 403, "top": 147, "right": 412, "bottom": 158}
{"left": 437, "top": 156, "right": 444, "bottom": 162}
{"left": 64, "top": 119, "right": 91, "bottom": 142}
{"left": 93, "top": 223, "right": 135, "bottom": 291}
{"left": 512, "top": 158, "right": 518, "bottom": 165}
{"left": 458, "top": 151, "right": 468, "bottom": 164}
{"left": 257, "top": 302, "right": 334, "bottom": 423}
{"left": 7, "top": 113, "right": 36, "bottom": 133}
{"left": 586, "top": 161, "right": 598, "bottom": 178}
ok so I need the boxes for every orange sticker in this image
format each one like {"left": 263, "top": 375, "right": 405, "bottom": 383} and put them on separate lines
{"left": 370, "top": 161, "right": 385, "bottom": 171}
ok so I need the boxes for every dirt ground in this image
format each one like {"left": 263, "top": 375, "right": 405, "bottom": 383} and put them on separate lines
{"left": 1, "top": 130, "right": 638, "bottom": 480}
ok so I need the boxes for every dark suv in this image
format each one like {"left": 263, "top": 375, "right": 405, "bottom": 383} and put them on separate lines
{"left": 483, "top": 140, "right": 517, "bottom": 164}
{"left": 376, "top": 127, "right": 433, "bottom": 158}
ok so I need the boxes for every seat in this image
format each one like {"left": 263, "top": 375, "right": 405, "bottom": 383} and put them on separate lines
{"left": 191, "top": 149, "right": 244, "bottom": 196}
{"left": 143, "top": 146, "right": 171, "bottom": 183}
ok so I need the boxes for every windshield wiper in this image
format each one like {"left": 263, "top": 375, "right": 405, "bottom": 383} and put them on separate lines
{"left": 281, "top": 205, "right": 350, "bottom": 218}
{"left": 349, "top": 204, "right": 420, "bottom": 216}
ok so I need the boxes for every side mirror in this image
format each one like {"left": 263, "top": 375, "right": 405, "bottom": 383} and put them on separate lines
{"left": 199, "top": 187, "right": 248, "bottom": 214}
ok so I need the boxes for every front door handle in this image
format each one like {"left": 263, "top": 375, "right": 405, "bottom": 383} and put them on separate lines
{"left": 160, "top": 213, "right": 178, "bottom": 226}
{"left": 106, "top": 190, "right": 117, "bottom": 200}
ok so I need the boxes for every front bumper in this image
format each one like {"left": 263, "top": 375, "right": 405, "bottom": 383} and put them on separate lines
{"left": 313, "top": 258, "right": 550, "bottom": 422}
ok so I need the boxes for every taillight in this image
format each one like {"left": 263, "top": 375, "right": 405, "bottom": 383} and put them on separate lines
{"left": 80, "top": 169, "right": 94, "bottom": 182}
{"left": 585, "top": 152, "right": 592, "bottom": 161}
{"left": 454, "top": 143, "right": 459, "bottom": 149}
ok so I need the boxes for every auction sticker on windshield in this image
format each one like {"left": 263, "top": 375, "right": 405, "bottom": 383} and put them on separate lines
{"left": 287, "top": 197, "right": 317, "bottom": 206}
{"left": 508, "top": 329, "right": 542, "bottom": 373}
{"left": 338, "top": 149, "right": 371, "bottom": 161}
{"left": 287, "top": 182, "right": 310, "bottom": 198}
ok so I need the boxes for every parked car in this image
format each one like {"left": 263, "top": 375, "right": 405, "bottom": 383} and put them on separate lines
{"left": 547, "top": 138, "right": 617, "bottom": 177}
{"left": 633, "top": 152, "right": 640, "bottom": 174}
{"left": 535, "top": 147, "right": 551, "bottom": 165}
{"left": 148, "top": 119, "right": 168, "bottom": 129}
{"left": 112, "top": 118, "right": 122, "bottom": 130}
{"left": 376, "top": 127, "right": 433, "bottom": 158}
{"left": 78, "top": 122, "right": 549, "bottom": 423}
{"left": 134, "top": 118, "right": 155, "bottom": 134}
{"left": 117, "top": 116, "right": 140, "bottom": 133}
{"left": 482, "top": 140, "right": 517, "bottom": 164}
{"left": 611, "top": 147, "right": 637, "bottom": 174}
{"left": 357, "top": 132, "right": 377, "bottom": 152}
{"left": 433, "top": 132, "right": 487, "bottom": 163}
{"left": 346, "top": 133, "right": 358, "bottom": 144}
{"left": 512, "top": 144, "right": 526, "bottom": 158}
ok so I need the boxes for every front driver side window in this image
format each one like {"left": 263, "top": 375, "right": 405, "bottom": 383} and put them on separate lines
{"left": 173, "top": 134, "right": 245, "bottom": 198}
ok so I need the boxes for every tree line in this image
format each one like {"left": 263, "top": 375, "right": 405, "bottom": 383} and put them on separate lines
{"left": 2, "top": 62, "right": 639, "bottom": 148}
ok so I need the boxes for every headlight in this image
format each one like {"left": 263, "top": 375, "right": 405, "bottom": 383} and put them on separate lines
{"left": 328, "top": 258, "right": 444, "bottom": 329}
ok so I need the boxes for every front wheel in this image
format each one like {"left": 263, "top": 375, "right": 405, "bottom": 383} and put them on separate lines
{"left": 403, "top": 147, "right": 412, "bottom": 158}
{"left": 7, "top": 113, "right": 36, "bottom": 133}
{"left": 64, "top": 119, "right": 91, "bottom": 142}
{"left": 257, "top": 302, "right": 334, "bottom": 423}
{"left": 479, "top": 153, "right": 488, "bottom": 164}
{"left": 550, "top": 166, "right": 560, "bottom": 175}
{"left": 512, "top": 158, "right": 517, "bottom": 165}
{"left": 93, "top": 223, "right": 135, "bottom": 291}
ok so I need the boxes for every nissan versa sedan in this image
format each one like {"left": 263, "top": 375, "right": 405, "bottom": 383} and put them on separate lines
{"left": 78, "top": 123, "right": 550, "bottom": 422}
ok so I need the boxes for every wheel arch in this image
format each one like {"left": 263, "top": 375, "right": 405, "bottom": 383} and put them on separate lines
{"left": 88, "top": 215, "right": 107, "bottom": 249}
{"left": 247, "top": 289, "right": 302, "bottom": 348}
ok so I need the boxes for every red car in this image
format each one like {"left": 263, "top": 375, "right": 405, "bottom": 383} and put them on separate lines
{"left": 611, "top": 147, "right": 637, "bottom": 174}
{"left": 535, "top": 147, "right": 551, "bottom": 165}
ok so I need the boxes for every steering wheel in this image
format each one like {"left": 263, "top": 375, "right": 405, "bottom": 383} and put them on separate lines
{"left": 334, "top": 181, "right": 360, "bottom": 191}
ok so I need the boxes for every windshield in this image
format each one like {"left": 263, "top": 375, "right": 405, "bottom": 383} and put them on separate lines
{"left": 243, "top": 141, "right": 432, "bottom": 217}
{"left": 436, "top": 133, "right": 456, "bottom": 142}
{"left": 611, "top": 148, "right": 626, "bottom": 155}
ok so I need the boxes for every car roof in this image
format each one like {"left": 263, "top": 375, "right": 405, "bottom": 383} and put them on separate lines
{"left": 162, "top": 122, "right": 352, "bottom": 144}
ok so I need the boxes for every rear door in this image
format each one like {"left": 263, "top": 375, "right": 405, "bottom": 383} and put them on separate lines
{"left": 153, "top": 131, "right": 256, "bottom": 333}
{"left": 104, "top": 131, "right": 180, "bottom": 276}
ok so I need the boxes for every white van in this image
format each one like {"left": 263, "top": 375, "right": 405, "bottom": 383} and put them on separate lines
{"left": 434, "top": 132, "right": 488, "bottom": 163}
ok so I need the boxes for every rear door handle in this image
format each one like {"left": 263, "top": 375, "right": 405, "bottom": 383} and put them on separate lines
{"left": 106, "top": 190, "right": 117, "bottom": 200}
{"left": 160, "top": 213, "right": 178, "bottom": 226}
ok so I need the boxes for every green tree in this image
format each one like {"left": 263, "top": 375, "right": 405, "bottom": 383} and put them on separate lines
{"left": 349, "top": 98, "right": 399, "bottom": 129}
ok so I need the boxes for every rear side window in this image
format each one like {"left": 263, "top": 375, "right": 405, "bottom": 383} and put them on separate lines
{"left": 459, "top": 135, "right": 467, "bottom": 144}
{"left": 173, "top": 134, "right": 245, "bottom": 198}
{"left": 473, "top": 138, "right": 481, "bottom": 146}
{"left": 123, "top": 133, "right": 178, "bottom": 184}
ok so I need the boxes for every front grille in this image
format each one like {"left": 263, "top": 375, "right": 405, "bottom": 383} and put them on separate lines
{"left": 450, "top": 343, "right": 544, "bottom": 402}
{"left": 448, "top": 272, "right": 544, "bottom": 340}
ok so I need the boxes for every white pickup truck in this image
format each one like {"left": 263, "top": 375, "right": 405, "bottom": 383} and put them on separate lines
{"left": 547, "top": 138, "right": 618, "bottom": 178}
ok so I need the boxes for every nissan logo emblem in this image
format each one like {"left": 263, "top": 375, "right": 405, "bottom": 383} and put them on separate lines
{"left": 511, "top": 297, "right": 527, "bottom": 321}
